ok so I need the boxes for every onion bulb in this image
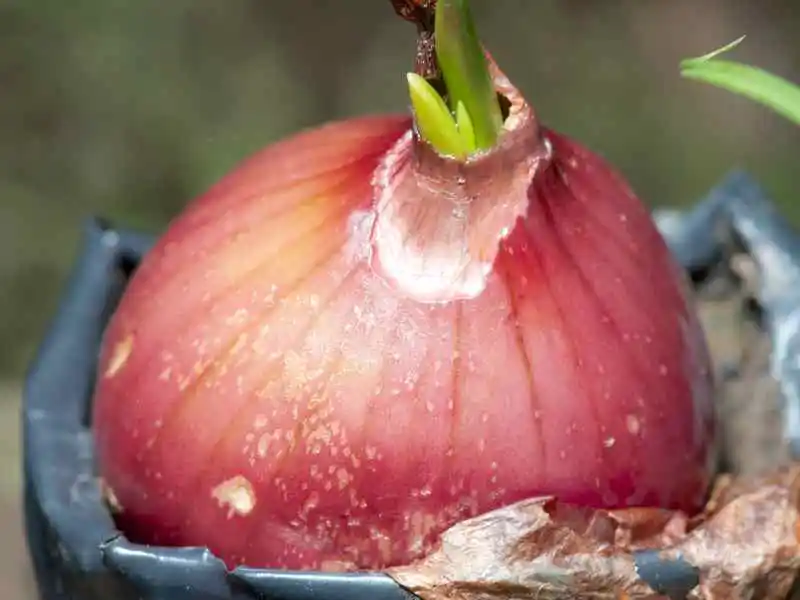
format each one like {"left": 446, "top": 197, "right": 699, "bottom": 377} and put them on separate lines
{"left": 92, "top": 0, "right": 716, "bottom": 572}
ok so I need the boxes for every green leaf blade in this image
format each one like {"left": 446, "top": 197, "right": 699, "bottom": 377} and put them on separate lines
{"left": 680, "top": 37, "right": 800, "bottom": 128}
{"left": 435, "top": 0, "right": 503, "bottom": 150}
{"left": 681, "top": 59, "right": 800, "bottom": 127}
{"left": 455, "top": 100, "right": 477, "bottom": 152}
{"left": 407, "top": 72, "right": 468, "bottom": 158}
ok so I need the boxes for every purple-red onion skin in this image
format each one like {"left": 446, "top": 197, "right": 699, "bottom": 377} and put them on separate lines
{"left": 93, "top": 113, "right": 715, "bottom": 571}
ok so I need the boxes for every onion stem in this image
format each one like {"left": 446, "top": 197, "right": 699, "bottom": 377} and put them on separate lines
{"left": 406, "top": 0, "right": 503, "bottom": 157}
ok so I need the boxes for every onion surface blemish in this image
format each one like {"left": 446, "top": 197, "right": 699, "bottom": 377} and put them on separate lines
{"left": 105, "top": 334, "right": 134, "bottom": 378}
{"left": 212, "top": 475, "right": 257, "bottom": 518}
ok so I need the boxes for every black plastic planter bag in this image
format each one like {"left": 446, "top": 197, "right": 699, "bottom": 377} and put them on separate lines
{"left": 22, "top": 171, "right": 800, "bottom": 600}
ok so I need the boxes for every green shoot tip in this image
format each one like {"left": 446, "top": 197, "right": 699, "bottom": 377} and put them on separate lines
{"left": 680, "top": 35, "right": 747, "bottom": 68}
{"left": 407, "top": 72, "right": 469, "bottom": 158}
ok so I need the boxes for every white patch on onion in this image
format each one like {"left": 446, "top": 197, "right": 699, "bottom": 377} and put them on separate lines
{"left": 211, "top": 475, "right": 256, "bottom": 518}
{"left": 105, "top": 334, "right": 134, "bottom": 378}
{"left": 366, "top": 130, "right": 517, "bottom": 304}
{"left": 626, "top": 414, "right": 642, "bottom": 436}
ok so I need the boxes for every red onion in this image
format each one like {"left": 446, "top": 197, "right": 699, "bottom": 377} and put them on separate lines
{"left": 92, "top": 0, "right": 715, "bottom": 572}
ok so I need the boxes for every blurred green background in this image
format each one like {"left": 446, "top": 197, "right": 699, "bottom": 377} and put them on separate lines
{"left": 3, "top": 0, "right": 800, "bottom": 379}
{"left": 1, "top": 1, "right": 799, "bottom": 596}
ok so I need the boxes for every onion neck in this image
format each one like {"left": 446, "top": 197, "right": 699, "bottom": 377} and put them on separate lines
{"left": 368, "top": 57, "right": 552, "bottom": 303}
{"left": 368, "top": 0, "right": 551, "bottom": 303}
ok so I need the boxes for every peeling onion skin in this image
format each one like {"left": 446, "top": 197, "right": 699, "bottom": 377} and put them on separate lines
{"left": 93, "top": 79, "right": 715, "bottom": 570}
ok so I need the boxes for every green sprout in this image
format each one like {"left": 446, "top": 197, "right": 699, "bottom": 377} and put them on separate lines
{"left": 680, "top": 36, "right": 800, "bottom": 127}
{"left": 407, "top": 0, "right": 504, "bottom": 159}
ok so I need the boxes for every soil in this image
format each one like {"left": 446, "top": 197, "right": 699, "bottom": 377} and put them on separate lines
{"left": 0, "top": 383, "right": 37, "bottom": 600}
{"left": 695, "top": 259, "right": 792, "bottom": 476}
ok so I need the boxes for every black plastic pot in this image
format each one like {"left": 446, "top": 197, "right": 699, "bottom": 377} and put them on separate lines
{"left": 21, "top": 171, "right": 799, "bottom": 600}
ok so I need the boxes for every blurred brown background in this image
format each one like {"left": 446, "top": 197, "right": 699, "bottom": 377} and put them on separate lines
{"left": 1, "top": 1, "right": 799, "bottom": 597}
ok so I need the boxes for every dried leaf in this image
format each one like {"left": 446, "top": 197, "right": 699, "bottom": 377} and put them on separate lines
{"left": 387, "top": 466, "right": 800, "bottom": 600}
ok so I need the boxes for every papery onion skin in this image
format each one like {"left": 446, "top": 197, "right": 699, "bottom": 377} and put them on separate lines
{"left": 93, "top": 94, "right": 715, "bottom": 569}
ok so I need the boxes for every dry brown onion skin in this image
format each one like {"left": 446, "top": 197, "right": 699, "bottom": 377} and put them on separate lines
{"left": 387, "top": 465, "right": 800, "bottom": 600}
